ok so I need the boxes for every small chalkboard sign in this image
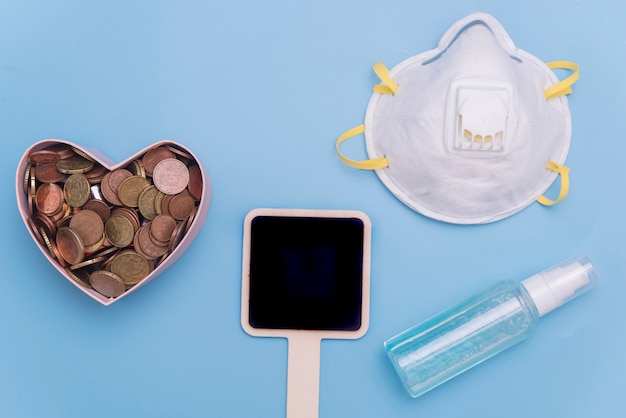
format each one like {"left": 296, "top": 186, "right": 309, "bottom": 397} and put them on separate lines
{"left": 241, "top": 208, "right": 371, "bottom": 418}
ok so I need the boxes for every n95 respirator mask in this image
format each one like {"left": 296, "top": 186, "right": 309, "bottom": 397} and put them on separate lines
{"left": 337, "top": 13, "right": 579, "bottom": 224}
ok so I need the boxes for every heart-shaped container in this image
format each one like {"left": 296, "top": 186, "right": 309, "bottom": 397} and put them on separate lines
{"left": 16, "top": 139, "right": 211, "bottom": 306}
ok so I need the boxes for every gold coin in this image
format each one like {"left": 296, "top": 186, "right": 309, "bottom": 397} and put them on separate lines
{"left": 89, "top": 270, "right": 125, "bottom": 298}
{"left": 137, "top": 185, "right": 160, "bottom": 220}
{"left": 127, "top": 159, "right": 146, "bottom": 178}
{"left": 109, "top": 249, "right": 153, "bottom": 286}
{"left": 117, "top": 176, "right": 151, "bottom": 207}
{"left": 63, "top": 173, "right": 92, "bottom": 208}
{"left": 104, "top": 215, "right": 135, "bottom": 248}
{"left": 23, "top": 164, "right": 32, "bottom": 195}
{"left": 56, "top": 227, "right": 85, "bottom": 265}
{"left": 56, "top": 154, "right": 95, "bottom": 174}
{"left": 71, "top": 146, "right": 95, "bottom": 162}
{"left": 69, "top": 255, "right": 107, "bottom": 271}
{"left": 65, "top": 267, "right": 92, "bottom": 288}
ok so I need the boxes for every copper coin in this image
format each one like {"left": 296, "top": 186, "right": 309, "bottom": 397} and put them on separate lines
{"left": 187, "top": 164, "right": 203, "bottom": 200}
{"left": 28, "top": 149, "right": 60, "bottom": 165}
{"left": 168, "top": 219, "right": 187, "bottom": 252}
{"left": 141, "top": 146, "right": 175, "bottom": 176}
{"left": 89, "top": 270, "right": 125, "bottom": 298}
{"left": 168, "top": 190, "right": 195, "bottom": 220}
{"left": 152, "top": 158, "right": 189, "bottom": 195}
{"left": 83, "top": 199, "right": 111, "bottom": 222}
{"left": 100, "top": 171, "right": 122, "bottom": 206}
{"left": 35, "top": 183, "right": 64, "bottom": 215}
{"left": 101, "top": 169, "right": 132, "bottom": 206}
{"left": 35, "top": 163, "right": 65, "bottom": 183}
{"left": 69, "top": 209, "right": 104, "bottom": 248}
{"left": 45, "top": 143, "right": 75, "bottom": 159}
{"left": 134, "top": 224, "right": 168, "bottom": 260}
{"left": 33, "top": 212, "right": 57, "bottom": 239}
{"left": 150, "top": 214, "right": 177, "bottom": 244}
{"left": 161, "top": 193, "right": 175, "bottom": 216}
{"left": 56, "top": 227, "right": 85, "bottom": 265}
{"left": 84, "top": 164, "right": 109, "bottom": 184}
{"left": 165, "top": 144, "right": 194, "bottom": 161}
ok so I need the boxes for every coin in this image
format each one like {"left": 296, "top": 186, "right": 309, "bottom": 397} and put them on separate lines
{"left": 109, "top": 249, "right": 153, "bottom": 286}
{"left": 141, "top": 146, "right": 175, "bottom": 176}
{"left": 187, "top": 164, "right": 203, "bottom": 200}
{"left": 104, "top": 215, "right": 135, "bottom": 248}
{"left": 33, "top": 212, "right": 57, "bottom": 239}
{"left": 28, "top": 149, "right": 60, "bottom": 165}
{"left": 35, "top": 183, "right": 64, "bottom": 216}
{"left": 168, "top": 190, "right": 195, "bottom": 220}
{"left": 137, "top": 185, "right": 160, "bottom": 221}
{"left": 134, "top": 224, "right": 168, "bottom": 260}
{"left": 71, "top": 146, "right": 95, "bottom": 162}
{"left": 165, "top": 144, "right": 194, "bottom": 161}
{"left": 89, "top": 270, "right": 125, "bottom": 298}
{"left": 63, "top": 173, "right": 92, "bottom": 208}
{"left": 45, "top": 143, "right": 75, "bottom": 159}
{"left": 118, "top": 176, "right": 151, "bottom": 207}
{"left": 150, "top": 214, "right": 177, "bottom": 245}
{"left": 127, "top": 159, "right": 146, "bottom": 178}
{"left": 83, "top": 199, "right": 111, "bottom": 222}
{"left": 110, "top": 207, "right": 140, "bottom": 232}
{"left": 152, "top": 158, "right": 189, "bottom": 195}
{"left": 56, "top": 154, "right": 95, "bottom": 174}
{"left": 84, "top": 164, "right": 108, "bottom": 184}
{"left": 65, "top": 267, "right": 92, "bottom": 288}
{"left": 69, "top": 255, "right": 107, "bottom": 271}
{"left": 56, "top": 227, "right": 85, "bottom": 265}
{"left": 35, "top": 163, "right": 65, "bottom": 183}
{"left": 69, "top": 209, "right": 104, "bottom": 248}
{"left": 102, "top": 169, "right": 133, "bottom": 206}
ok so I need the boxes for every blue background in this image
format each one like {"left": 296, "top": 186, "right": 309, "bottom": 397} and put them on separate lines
{"left": 1, "top": 1, "right": 623, "bottom": 417}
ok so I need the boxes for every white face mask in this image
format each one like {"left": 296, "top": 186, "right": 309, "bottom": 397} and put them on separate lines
{"left": 337, "top": 13, "right": 579, "bottom": 224}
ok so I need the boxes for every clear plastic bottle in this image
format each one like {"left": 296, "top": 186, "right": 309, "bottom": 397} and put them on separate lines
{"left": 384, "top": 255, "right": 599, "bottom": 398}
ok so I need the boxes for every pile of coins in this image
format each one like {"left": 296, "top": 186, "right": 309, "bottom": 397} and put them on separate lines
{"left": 23, "top": 143, "right": 204, "bottom": 299}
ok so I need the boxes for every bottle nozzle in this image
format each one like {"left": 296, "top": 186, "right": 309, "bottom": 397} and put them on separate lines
{"left": 521, "top": 254, "right": 599, "bottom": 317}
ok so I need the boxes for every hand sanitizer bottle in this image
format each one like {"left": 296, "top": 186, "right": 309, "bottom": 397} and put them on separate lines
{"left": 384, "top": 254, "right": 599, "bottom": 398}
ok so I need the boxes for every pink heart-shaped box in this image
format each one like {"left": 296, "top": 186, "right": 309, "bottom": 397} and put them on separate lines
{"left": 16, "top": 139, "right": 211, "bottom": 306}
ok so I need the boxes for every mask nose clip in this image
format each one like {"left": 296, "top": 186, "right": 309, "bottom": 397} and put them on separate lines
{"left": 447, "top": 79, "right": 512, "bottom": 155}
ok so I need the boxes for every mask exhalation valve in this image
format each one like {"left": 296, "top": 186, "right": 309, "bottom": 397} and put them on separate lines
{"left": 447, "top": 79, "right": 512, "bottom": 155}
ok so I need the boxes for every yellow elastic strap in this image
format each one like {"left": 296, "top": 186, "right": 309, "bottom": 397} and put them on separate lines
{"left": 537, "top": 160, "right": 570, "bottom": 206}
{"left": 373, "top": 62, "right": 398, "bottom": 95}
{"left": 544, "top": 61, "right": 580, "bottom": 100}
{"left": 336, "top": 124, "right": 389, "bottom": 170}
